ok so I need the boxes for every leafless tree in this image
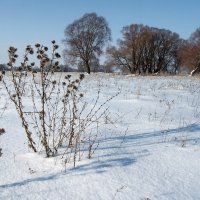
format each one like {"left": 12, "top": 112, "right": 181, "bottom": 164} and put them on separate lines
{"left": 107, "top": 24, "right": 181, "bottom": 74}
{"left": 63, "top": 13, "right": 111, "bottom": 74}
{"left": 190, "top": 27, "right": 200, "bottom": 44}
{"left": 179, "top": 27, "right": 200, "bottom": 76}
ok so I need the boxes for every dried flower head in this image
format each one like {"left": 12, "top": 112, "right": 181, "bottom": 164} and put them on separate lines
{"left": 55, "top": 53, "right": 61, "bottom": 58}
{"left": 30, "top": 49, "right": 34, "bottom": 54}
{"left": 26, "top": 45, "right": 31, "bottom": 51}
{"left": 79, "top": 73, "right": 85, "bottom": 80}
{"left": 35, "top": 43, "right": 40, "bottom": 48}
{"left": 31, "top": 62, "right": 35, "bottom": 66}
{"left": 45, "top": 58, "right": 50, "bottom": 63}
{"left": 28, "top": 66, "right": 32, "bottom": 71}
{"left": 41, "top": 60, "right": 46, "bottom": 66}
{"left": 0, "top": 128, "right": 5, "bottom": 135}
{"left": 65, "top": 74, "right": 71, "bottom": 79}
{"left": 55, "top": 61, "right": 59, "bottom": 66}
{"left": 37, "top": 55, "right": 42, "bottom": 59}
{"left": 56, "top": 66, "right": 61, "bottom": 71}
{"left": 7, "top": 62, "right": 12, "bottom": 67}
{"left": 8, "top": 47, "right": 17, "bottom": 53}
{"left": 54, "top": 45, "right": 59, "bottom": 50}
{"left": 73, "top": 85, "right": 78, "bottom": 90}
{"left": 52, "top": 80, "right": 57, "bottom": 85}
{"left": 39, "top": 50, "right": 44, "bottom": 55}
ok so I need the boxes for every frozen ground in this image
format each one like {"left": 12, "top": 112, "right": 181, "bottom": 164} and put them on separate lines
{"left": 0, "top": 73, "right": 200, "bottom": 200}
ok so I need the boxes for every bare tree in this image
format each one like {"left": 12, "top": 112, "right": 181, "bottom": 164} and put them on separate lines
{"left": 107, "top": 24, "right": 146, "bottom": 74}
{"left": 63, "top": 13, "right": 111, "bottom": 74}
{"left": 179, "top": 27, "right": 200, "bottom": 76}
{"left": 190, "top": 27, "right": 200, "bottom": 44}
{"left": 107, "top": 24, "right": 181, "bottom": 75}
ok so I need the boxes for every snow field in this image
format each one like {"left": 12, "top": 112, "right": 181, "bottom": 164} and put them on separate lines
{"left": 0, "top": 73, "right": 200, "bottom": 200}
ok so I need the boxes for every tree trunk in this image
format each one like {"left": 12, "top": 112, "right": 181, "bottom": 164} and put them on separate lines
{"left": 85, "top": 61, "right": 90, "bottom": 74}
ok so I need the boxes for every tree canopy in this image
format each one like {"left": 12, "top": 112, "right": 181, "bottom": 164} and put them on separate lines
{"left": 107, "top": 24, "right": 181, "bottom": 74}
{"left": 63, "top": 13, "right": 111, "bottom": 74}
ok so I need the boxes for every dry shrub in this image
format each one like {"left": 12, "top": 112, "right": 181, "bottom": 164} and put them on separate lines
{"left": 2, "top": 42, "right": 118, "bottom": 167}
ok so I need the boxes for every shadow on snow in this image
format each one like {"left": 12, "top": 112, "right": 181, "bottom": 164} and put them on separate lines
{"left": 0, "top": 123, "right": 199, "bottom": 189}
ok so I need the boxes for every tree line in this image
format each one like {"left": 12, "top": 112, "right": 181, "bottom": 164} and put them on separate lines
{"left": 106, "top": 24, "right": 181, "bottom": 74}
{"left": 1, "top": 12, "right": 199, "bottom": 75}
{"left": 63, "top": 13, "right": 200, "bottom": 75}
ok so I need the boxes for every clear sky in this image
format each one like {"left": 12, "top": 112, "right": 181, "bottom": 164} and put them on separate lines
{"left": 0, "top": 0, "right": 200, "bottom": 64}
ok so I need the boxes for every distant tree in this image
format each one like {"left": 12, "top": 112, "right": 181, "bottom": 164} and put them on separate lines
{"left": 107, "top": 24, "right": 181, "bottom": 74}
{"left": 190, "top": 27, "right": 200, "bottom": 44}
{"left": 63, "top": 13, "right": 111, "bottom": 74}
{"left": 179, "top": 28, "right": 200, "bottom": 76}
{"left": 107, "top": 24, "right": 146, "bottom": 74}
{"left": 103, "top": 57, "right": 115, "bottom": 73}
{"left": 76, "top": 55, "right": 102, "bottom": 72}
{"left": 150, "top": 28, "right": 181, "bottom": 73}
{"left": 90, "top": 55, "right": 100, "bottom": 72}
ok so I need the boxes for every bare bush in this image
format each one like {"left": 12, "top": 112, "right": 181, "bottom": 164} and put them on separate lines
{"left": 0, "top": 128, "right": 5, "bottom": 157}
{"left": 0, "top": 74, "right": 6, "bottom": 157}
{"left": 2, "top": 42, "right": 118, "bottom": 167}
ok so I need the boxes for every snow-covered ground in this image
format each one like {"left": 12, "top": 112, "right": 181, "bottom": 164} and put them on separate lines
{"left": 0, "top": 73, "right": 200, "bottom": 200}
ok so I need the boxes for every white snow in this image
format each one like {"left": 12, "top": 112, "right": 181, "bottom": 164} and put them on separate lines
{"left": 0, "top": 73, "right": 200, "bottom": 200}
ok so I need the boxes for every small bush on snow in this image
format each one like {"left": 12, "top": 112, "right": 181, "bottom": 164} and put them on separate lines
{"left": 2, "top": 42, "right": 118, "bottom": 167}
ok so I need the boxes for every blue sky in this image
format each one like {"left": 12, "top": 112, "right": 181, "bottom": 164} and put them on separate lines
{"left": 0, "top": 0, "right": 200, "bottom": 64}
